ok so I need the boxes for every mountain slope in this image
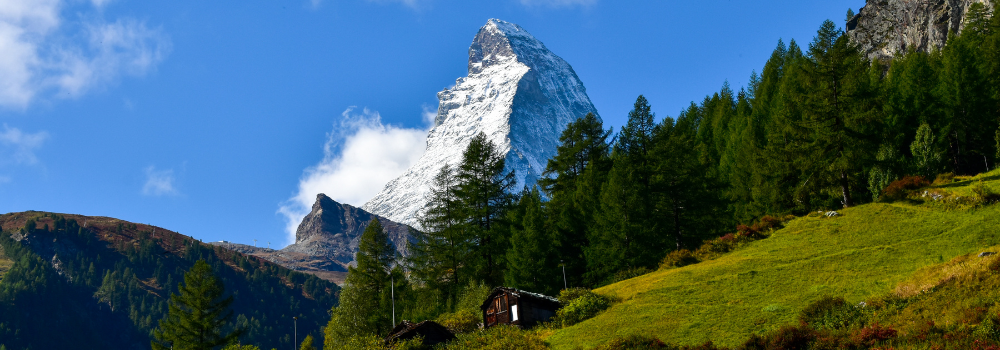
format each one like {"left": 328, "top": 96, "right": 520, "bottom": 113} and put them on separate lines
{"left": 363, "top": 18, "right": 600, "bottom": 227}
{"left": 547, "top": 171, "right": 1000, "bottom": 349}
{"left": 0, "top": 212, "right": 339, "bottom": 350}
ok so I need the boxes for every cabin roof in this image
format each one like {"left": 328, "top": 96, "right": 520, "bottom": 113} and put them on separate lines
{"left": 385, "top": 320, "right": 455, "bottom": 345}
{"left": 479, "top": 287, "right": 560, "bottom": 311}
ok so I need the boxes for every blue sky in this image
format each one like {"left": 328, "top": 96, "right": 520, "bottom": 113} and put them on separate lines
{"left": 0, "top": 0, "right": 862, "bottom": 247}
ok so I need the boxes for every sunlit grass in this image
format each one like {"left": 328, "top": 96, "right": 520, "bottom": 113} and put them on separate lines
{"left": 547, "top": 170, "right": 1000, "bottom": 349}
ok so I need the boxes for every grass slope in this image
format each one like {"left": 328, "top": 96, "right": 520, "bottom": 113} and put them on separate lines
{"left": 547, "top": 171, "right": 1000, "bottom": 349}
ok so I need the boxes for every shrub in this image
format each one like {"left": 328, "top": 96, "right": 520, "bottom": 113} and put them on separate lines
{"left": 881, "top": 176, "right": 930, "bottom": 201}
{"left": 553, "top": 289, "right": 614, "bottom": 327}
{"left": 609, "top": 266, "right": 653, "bottom": 284}
{"left": 933, "top": 172, "right": 956, "bottom": 185}
{"left": 557, "top": 288, "right": 592, "bottom": 305}
{"left": 438, "top": 325, "right": 547, "bottom": 350}
{"left": 850, "top": 323, "right": 897, "bottom": 348}
{"left": 972, "top": 179, "right": 1000, "bottom": 205}
{"left": 740, "top": 325, "right": 816, "bottom": 350}
{"left": 593, "top": 335, "right": 671, "bottom": 350}
{"left": 799, "top": 296, "right": 866, "bottom": 330}
{"left": 974, "top": 317, "right": 1000, "bottom": 342}
{"left": 660, "top": 249, "right": 699, "bottom": 269}
{"left": 437, "top": 309, "right": 480, "bottom": 334}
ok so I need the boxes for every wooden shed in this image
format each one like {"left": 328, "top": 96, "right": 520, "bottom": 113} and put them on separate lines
{"left": 480, "top": 287, "right": 561, "bottom": 329}
{"left": 385, "top": 320, "right": 455, "bottom": 346}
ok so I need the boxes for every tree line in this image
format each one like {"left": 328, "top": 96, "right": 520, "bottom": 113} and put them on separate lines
{"left": 323, "top": 6, "right": 1000, "bottom": 347}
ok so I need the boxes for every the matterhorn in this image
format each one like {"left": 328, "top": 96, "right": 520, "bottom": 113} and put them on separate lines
{"left": 363, "top": 19, "right": 600, "bottom": 227}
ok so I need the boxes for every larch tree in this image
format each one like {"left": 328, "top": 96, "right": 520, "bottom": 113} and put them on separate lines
{"left": 152, "top": 259, "right": 241, "bottom": 350}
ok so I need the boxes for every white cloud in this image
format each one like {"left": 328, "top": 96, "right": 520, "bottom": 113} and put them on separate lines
{"left": 0, "top": 0, "right": 170, "bottom": 109}
{"left": 0, "top": 124, "right": 49, "bottom": 165}
{"left": 279, "top": 107, "right": 430, "bottom": 244}
{"left": 518, "top": 0, "right": 596, "bottom": 8}
{"left": 142, "top": 166, "right": 178, "bottom": 196}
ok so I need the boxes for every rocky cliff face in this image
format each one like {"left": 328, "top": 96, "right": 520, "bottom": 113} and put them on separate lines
{"left": 847, "top": 0, "right": 994, "bottom": 61}
{"left": 226, "top": 194, "right": 412, "bottom": 284}
{"left": 362, "top": 19, "right": 600, "bottom": 227}
{"left": 283, "top": 193, "right": 412, "bottom": 267}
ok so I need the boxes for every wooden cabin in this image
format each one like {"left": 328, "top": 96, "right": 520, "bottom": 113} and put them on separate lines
{"left": 480, "top": 287, "right": 561, "bottom": 329}
{"left": 385, "top": 320, "right": 455, "bottom": 346}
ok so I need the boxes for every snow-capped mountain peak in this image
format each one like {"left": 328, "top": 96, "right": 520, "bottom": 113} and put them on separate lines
{"left": 363, "top": 18, "right": 600, "bottom": 227}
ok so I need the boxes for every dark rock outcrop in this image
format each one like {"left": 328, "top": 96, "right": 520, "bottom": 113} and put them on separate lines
{"left": 283, "top": 193, "right": 413, "bottom": 268}
{"left": 224, "top": 194, "right": 414, "bottom": 284}
{"left": 847, "top": 0, "right": 994, "bottom": 62}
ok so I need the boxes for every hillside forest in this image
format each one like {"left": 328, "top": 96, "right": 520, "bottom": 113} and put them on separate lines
{"left": 2, "top": 4, "right": 1000, "bottom": 350}
{"left": 324, "top": 3, "right": 1000, "bottom": 348}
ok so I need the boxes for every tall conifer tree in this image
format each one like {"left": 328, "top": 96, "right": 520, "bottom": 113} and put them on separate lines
{"left": 152, "top": 260, "right": 240, "bottom": 350}
{"left": 455, "top": 132, "right": 516, "bottom": 286}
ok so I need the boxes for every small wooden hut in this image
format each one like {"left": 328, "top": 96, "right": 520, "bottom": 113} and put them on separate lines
{"left": 385, "top": 320, "right": 455, "bottom": 346}
{"left": 480, "top": 287, "right": 560, "bottom": 329}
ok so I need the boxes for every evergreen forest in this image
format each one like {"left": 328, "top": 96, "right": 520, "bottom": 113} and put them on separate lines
{"left": 324, "top": 4, "right": 1000, "bottom": 348}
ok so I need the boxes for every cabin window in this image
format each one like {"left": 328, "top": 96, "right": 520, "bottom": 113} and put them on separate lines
{"left": 511, "top": 305, "right": 518, "bottom": 321}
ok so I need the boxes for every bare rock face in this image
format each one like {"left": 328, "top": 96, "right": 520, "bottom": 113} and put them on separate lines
{"left": 847, "top": 0, "right": 994, "bottom": 62}
{"left": 282, "top": 193, "right": 413, "bottom": 268}
{"left": 226, "top": 194, "right": 413, "bottom": 284}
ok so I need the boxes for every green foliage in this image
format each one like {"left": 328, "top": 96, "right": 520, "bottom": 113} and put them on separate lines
{"left": 505, "top": 187, "right": 560, "bottom": 296}
{"left": 548, "top": 171, "right": 1000, "bottom": 349}
{"left": 222, "top": 345, "right": 261, "bottom": 350}
{"left": 410, "top": 164, "right": 472, "bottom": 307}
{"left": 152, "top": 259, "right": 241, "bottom": 350}
{"left": 553, "top": 289, "right": 614, "bottom": 327}
{"left": 437, "top": 325, "right": 548, "bottom": 350}
{"left": 326, "top": 219, "right": 398, "bottom": 342}
{"left": 798, "top": 296, "right": 866, "bottom": 330}
{"left": 456, "top": 132, "right": 517, "bottom": 286}
{"left": 300, "top": 334, "right": 317, "bottom": 350}
{"left": 911, "top": 123, "right": 944, "bottom": 178}
{"left": 0, "top": 213, "right": 339, "bottom": 350}
{"left": 591, "top": 335, "right": 670, "bottom": 350}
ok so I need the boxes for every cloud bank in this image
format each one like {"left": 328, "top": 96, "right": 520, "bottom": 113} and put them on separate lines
{"left": 0, "top": 0, "right": 171, "bottom": 109}
{"left": 0, "top": 124, "right": 49, "bottom": 165}
{"left": 142, "top": 166, "right": 178, "bottom": 196}
{"left": 278, "top": 107, "right": 431, "bottom": 244}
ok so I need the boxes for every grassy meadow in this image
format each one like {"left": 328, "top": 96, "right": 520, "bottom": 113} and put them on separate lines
{"left": 547, "top": 170, "right": 1000, "bottom": 349}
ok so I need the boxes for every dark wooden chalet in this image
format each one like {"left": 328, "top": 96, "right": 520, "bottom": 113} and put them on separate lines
{"left": 480, "top": 287, "right": 561, "bottom": 329}
{"left": 385, "top": 320, "right": 455, "bottom": 346}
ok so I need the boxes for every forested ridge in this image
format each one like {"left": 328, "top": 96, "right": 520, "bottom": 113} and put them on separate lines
{"left": 325, "top": 5, "right": 1000, "bottom": 348}
{"left": 0, "top": 212, "right": 339, "bottom": 350}
{"left": 2, "top": 4, "right": 1000, "bottom": 350}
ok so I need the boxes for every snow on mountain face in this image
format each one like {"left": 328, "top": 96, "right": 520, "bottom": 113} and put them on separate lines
{"left": 362, "top": 19, "right": 600, "bottom": 227}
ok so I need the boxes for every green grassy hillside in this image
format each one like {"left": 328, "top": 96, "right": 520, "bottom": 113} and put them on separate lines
{"left": 547, "top": 171, "right": 1000, "bottom": 349}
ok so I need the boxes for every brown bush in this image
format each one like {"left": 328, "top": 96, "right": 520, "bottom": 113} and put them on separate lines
{"left": 881, "top": 176, "right": 931, "bottom": 201}
{"left": 661, "top": 249, "right": 699, "bottom": 269}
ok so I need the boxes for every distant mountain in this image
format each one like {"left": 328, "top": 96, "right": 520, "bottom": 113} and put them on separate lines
{"left": 0, "top": 211, "right": 338, "bottom": 350}
{"left": 847, "top": 0, "right": 995, "bottom": 61}
{"left": 230, "top": 194, "right": 412, "bottom": 284}
{"left": 362, "top": 18, "right": 601, "bottom": 228}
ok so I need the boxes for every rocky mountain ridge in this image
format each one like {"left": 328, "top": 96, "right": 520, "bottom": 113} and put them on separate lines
{"left": 222, "top": 194, "right": 412, "bottom": 284}
{"left": 362, "top": 18, "right": 601, "bottom": 228}
{"left": 847, "top": 0, "right": 994, "bottom": 61}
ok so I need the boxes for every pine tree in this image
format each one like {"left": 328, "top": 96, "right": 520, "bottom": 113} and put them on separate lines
{"left": 299, "top": 334, "right": 316, "bottom": 350}
{"left": 152, "top": 260, "right": 240, "bottom": 350}
{"left": 911, "top": 123, "right": 945, "bottom": 177}
{"left": 799, "top": 20, "right": 878, "bottom": 208}
{"left": 936, "top": 15, "right": 994, "bottom": 174}
{"left": 587, "top": 96, "right": 660, "bottom": 284}
{"left": 326, "top": 218, "right": 397, "bottom": 341}
{"left": 540, "top": 112, "right": 611, "bottom": 288}
{"left": 408, "top": 164, "right": 472, "bottom": 307}
{"left": 455, "top": 132, "right": 516, "bottom": 286}
{"left": 505, "top": 187, "right": 560, "bottom": 295}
